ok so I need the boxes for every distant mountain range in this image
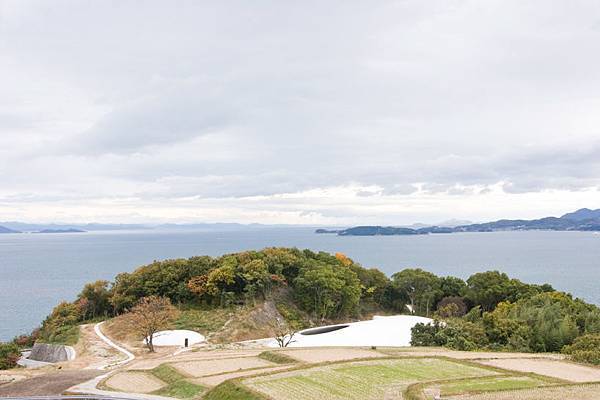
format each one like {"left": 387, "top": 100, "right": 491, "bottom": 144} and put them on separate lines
{"left": 0, "top": 221, "right": 308, "bottom": 234}
{"left": 34, "top": 228, "right": 87, "bottom": 234}
{"left": 315, "top": 208, "right": 600, "bottom": 236}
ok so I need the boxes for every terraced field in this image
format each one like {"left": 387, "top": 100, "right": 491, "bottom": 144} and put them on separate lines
{"left": 422, "top": 375, "right": 556, "bottom": 398}
{"left": 244, "top": 358, "right": 497, "bottom": 400}
{"left": 446, "top": 383, "right": 600, "bottom": 400}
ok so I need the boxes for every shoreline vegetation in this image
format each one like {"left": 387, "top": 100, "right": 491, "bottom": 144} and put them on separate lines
{"left": 2, "top": 247, "right": 599, "bottom": 370}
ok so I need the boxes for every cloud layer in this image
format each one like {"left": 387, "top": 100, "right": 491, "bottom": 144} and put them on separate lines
{"left": 1, "top": 0, "right": 600, "bottom": 224}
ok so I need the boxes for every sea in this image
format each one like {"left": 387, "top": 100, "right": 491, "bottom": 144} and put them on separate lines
{"left": 1, "top": 228, "right": 599, "bottom": 341}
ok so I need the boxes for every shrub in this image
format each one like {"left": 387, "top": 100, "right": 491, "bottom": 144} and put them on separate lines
{"left": 562, "top": 334, "right": 600, "bottom": 365}
{"left": 411, "top": 319, "right": 488, "bottom": 351}
{"left": 0, "top": 343, "right": 20, "bottom": 370}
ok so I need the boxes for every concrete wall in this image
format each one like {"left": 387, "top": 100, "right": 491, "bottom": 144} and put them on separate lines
{"left": 28, "top": 342, "right": 76, "bottom": 363}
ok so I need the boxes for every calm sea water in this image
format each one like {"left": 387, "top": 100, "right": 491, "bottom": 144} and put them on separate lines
{"left": 1, "top": 228, "right": 599, "bottom": 341}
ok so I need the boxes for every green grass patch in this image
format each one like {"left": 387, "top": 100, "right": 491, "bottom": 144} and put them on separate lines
{"left": 149, "top": 363, "right": 205, "bottom": 399}
{"left": 203, "top": 381, "right": 267, "bottom": 400}
{"left": 154, "top": 380, "right": 204, "bottom": 399}
{"left": 438, "top": 375, "right": 549, "bottom": 396}
{"left": 258, "top": 351, "right": 298, "bottom": 364}
{"left": 245, "top": 358, "right": 497, "bottom": 400}
{"left": 174, "top": 307, "right": 231, "bottom": 334}
{"left": 151, "top": 364, "right": 188, "bottom": 384}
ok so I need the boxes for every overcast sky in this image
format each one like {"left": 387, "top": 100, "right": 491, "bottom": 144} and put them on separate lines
{"left": 1, "top": 0, "right": 600, "bottom": 225}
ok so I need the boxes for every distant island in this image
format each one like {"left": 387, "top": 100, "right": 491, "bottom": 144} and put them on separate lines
{"left": 317, "top": 208, "right": 600, "bottom": 236}
{"left": 0, "top": 225, "right": 20, "bottom": 234}
{"left": 0, "top": 226, "right": 87, "bottom": 234}
{"left": 34, "top": 228, "right": 86, "bottom": 234}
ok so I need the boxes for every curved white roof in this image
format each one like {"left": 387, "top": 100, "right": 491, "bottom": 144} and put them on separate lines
{"left": 268, "top": 315, "right": 432, "bottom": 348}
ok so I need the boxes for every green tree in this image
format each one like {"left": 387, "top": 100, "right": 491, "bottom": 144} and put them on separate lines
{"left": 77, "top": 280, "right": 112, "bottom": 319}
{"left": 39, "top": 301, "right": 84, "bottom": 343}
{"left": 293, "top": 264, "right": 361, "bottom": 320}
{"left": 465, "top": 271, "right": 514, "bottom": 311}
{"left": 439, "top": 276, "right": 467, "bottom": 298}
{"left": 391, "top": 268, "right": 441, "bottom": 316}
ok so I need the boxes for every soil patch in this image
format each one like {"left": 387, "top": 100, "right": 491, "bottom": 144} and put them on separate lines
{"left": 191, "top": 365, "right": 291, "bottom": 386}
{"left": 105, "top": 371, "right": 167, "bottom": 393}
{"left": 476, "top": 358, "right": 600, "bottom": 383}
{"left": 0, "top": 370, "right": 101, "bottom": 396}
{"left": 281, "top": 347, "right": 385, "bottom": 363}
{"left": 172, "top": 357, "right": 274, "bottom": 377}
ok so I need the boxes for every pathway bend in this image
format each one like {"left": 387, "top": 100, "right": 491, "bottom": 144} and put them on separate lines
{"left": 93, "top": 321, "right": 135, "bottom": 370}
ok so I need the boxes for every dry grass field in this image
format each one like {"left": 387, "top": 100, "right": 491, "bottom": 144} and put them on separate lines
{"left": 172, "top": 357, "right": 275, "bottom": 377}
{"left": 446, "top": 383, "right": 600, "bottom": 400}
{"left": 105, "top": 371, "right": 167, "bottom": 393}
{"left": 280, "top": 347, "right": 385, "bottom": 363}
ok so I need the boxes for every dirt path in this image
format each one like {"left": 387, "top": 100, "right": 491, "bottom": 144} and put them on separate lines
{"left": 0, "top": 370, "right": 102, "bottom": 396}
{"left": 93, "top": 321, "right": 135, "bottom": 369}
{"left": 62, "top": 323, "right": 125, "bottom": 370}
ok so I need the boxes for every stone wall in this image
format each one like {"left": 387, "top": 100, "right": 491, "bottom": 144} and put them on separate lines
{"left": 28, "top": 343, "right": 76, "bottom": 363}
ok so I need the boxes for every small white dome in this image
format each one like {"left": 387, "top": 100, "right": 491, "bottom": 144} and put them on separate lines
{"left": 144, "top": 330, "right": 205, "bottom": 347}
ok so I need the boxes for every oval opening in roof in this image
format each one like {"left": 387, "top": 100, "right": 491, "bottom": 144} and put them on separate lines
{"left": 299, "top": 324, "right": 350, "bottom": 335}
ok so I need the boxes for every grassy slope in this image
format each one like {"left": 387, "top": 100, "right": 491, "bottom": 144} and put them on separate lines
{"left": 203, "top": 381, "right": 267, "bottom": 400}
{"left": 174, "top": 307, "right": 232, "bottom": 334}
{"left": 257, "top": 351, "right": 299, "bottom": 365}
{"left": 149, "top": 364, "right": 205, "bottom": 399}
{"left": 438, "top": 375, "right": 550, "bottom": 396}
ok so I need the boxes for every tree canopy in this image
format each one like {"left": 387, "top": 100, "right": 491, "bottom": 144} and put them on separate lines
{"left": 29, "top": 246, "right": 598, "bottom": 359}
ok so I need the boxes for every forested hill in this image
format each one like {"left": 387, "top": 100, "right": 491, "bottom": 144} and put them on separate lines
{"left": 20, "top": 247, "right": 599, "bottom": 360}
{"left": 318, "top": 208, "right": 600, "bottom": 236}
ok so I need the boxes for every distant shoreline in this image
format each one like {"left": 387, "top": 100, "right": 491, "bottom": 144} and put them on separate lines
{"left": 316, "top": 208, "right": 600, "bottom": 236}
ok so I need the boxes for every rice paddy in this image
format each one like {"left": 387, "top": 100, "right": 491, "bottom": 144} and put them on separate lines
{"left": 244, "top": 358, "right": 497, "bottom": 400}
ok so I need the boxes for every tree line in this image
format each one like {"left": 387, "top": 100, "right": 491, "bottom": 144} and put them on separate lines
{"left": 3, "top": 247, "right": 599, "bottom": 368}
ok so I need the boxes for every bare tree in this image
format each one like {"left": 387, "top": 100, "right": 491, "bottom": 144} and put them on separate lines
{"left": 129, "top": 296, "right": 179, "bottom": 352}
{"left": 273, "top": 317, "right": 297, "bottom": 348}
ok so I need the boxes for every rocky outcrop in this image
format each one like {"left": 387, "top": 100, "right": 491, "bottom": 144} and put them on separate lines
{"left": 28, "top": 343, "right": 76, "bottom": 363}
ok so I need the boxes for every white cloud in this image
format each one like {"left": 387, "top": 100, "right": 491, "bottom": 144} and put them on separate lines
{"left": 1, "top": 0, "right": 600, "bottom": 224}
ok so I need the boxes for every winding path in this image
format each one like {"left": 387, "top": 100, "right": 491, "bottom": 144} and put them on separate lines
{"left": 93, "top": 322, "right": 135, "bottom": 370}
{"left": 66, "top": 323, "right": 171, "bottom": 400}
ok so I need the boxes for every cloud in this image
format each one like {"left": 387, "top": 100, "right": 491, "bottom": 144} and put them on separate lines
{"left": 72, "top": 88, "right": 237, "bottom": 154}
{"left": 1, "top": 0, "right": 600, "bottom": 223}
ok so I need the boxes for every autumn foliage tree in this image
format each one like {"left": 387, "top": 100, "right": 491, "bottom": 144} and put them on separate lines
{"left": 129, "top": 296, "right": 179, "bottom": 352}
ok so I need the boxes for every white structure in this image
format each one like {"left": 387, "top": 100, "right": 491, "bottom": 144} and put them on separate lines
{"left": 145, "top": 330, "right": 205, "bottom": 347}
{"left": 267, "top": 315, "right": 433, "bottom": 348}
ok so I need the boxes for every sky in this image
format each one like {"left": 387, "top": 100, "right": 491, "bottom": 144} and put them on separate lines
{"left": 1, "top": 0, "right": 600, "bottom": 225}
